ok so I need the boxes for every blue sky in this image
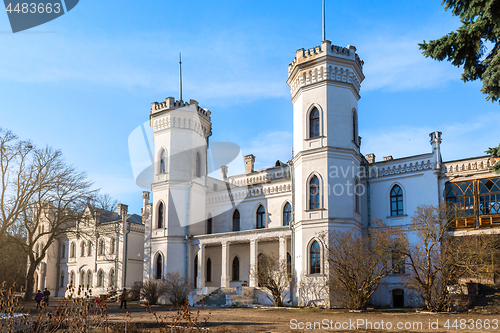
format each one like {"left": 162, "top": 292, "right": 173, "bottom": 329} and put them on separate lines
{"left": 1, "top": 0, "right": 499, "bottom": 214}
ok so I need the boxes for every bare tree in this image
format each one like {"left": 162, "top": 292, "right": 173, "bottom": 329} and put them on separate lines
{"left": 326, "top": 220, "right": 408, "bottom": 310}
{"left": 132, "top": 279, "right": 167, "bottom": 305}
{"left": 164, "top": 272, "right": 191, "bottom": 305}
{"left": 0, "top": 129, "right": 96, "bottom": 300}
{"left": 405, "top": 203, "right": 471, "bottom": 312}
{"left": 252, "top": 252, "right": 291, "bottom": 307}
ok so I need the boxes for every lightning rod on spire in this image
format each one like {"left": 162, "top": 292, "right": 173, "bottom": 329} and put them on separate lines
{"left": 322, "top": 0, "right": 325, "bottom": 41}
{"left": 179, "top": 53, "right": 183, "bottom": 102}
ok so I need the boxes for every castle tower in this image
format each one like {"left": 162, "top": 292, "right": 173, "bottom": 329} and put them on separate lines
{"left": 145, "top": 98, "right": 212, "bottom": 281}
{"left": 287, "top": 40, "right": 365, "bottom": 305}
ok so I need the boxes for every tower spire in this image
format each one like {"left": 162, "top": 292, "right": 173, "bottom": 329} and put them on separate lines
{"left": 179, "top": 53, "right": 183, "bottom": 102}
{"left": 322, "top": 0, "right": 325, "bottom": 41}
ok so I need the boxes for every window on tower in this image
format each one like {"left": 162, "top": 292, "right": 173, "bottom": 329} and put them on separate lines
{"left": 157, "top": 202, "right": 164, "bottom": 229}
{"left": 160, "top": 149, "right": 166, "bottom": 174}
{"left": 309, "top": 108, "right": 320, "bottom": 138}
{"left": 309, "top": 175, "right": 320, "bottom": 209}
{"left": 195, "top": 152, "right": 202, "bottom": 177}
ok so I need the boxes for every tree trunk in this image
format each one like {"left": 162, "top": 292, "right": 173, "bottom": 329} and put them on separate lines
{"left": 24, "top": 264, "right": 37, "bottom": 300}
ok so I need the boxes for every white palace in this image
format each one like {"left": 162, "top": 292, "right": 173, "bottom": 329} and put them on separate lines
{"left": 35, "top": 39, "right": 500, "bottom": 308}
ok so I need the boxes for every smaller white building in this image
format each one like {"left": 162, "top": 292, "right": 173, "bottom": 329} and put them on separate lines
{"left": 34, "top": 203, "right": 145, "bottom": 297}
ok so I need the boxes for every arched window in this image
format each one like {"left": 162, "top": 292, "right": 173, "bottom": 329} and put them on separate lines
{"left": 80, "top": 270, "right": 85, "bottom": 287}
{"left": 87, "top": 270, "right": 93, "bottom": 288}
{"left": 35, "top": 244, "right": 40, "bottom": 258}
{"left": 195, "top": 152, "right": 201, "bottom": 177}
{"left": 287, "top": 252, "right": 292, "bottom": 275}
{"left": 109, "top": 269, "right": 115, "bottom": 287}
{"left": 80, "top": 242, "right": 86, "bottom": 257}
{"left": 194, "top": 255, "right": 198, "bottom": 289}
{"left": 97, "top": 269, "right": 104, "bottom": 287}
{"left": 156, "top": 253, "right": 162, "bottom": 280}
{"left": 232, "top": 210, "right": 240, "bottom": 232}
{"left": 70, "top": 242, "right": 76, "bottom": 258}
{"left": 61, "top": 243, "right": 66, "bottom": 259}
{"left": 309, "top": 175, "right": 320, "bottom": 209}
{"left": 206, "top": 258, "right": 212, "bottom": 282}
{"left": 60, "top": 271, "right": 65, "bottom": 287}
{"left": 310, "top": 241, "right": 321, "bottom": 274}
{"left": 256, "top": 205, "right": 266, "bottom": 229}
{"left": 87, "top": 241, "right": 92, "bottom": 256}
{"left": 160, "top": 149, "right": 166, "bottom": 174}
{"left": 70, "top": 271, "right": 75, "bottom": 287}
{"left": 283, "top": 202, "right": 292, "bottom": 226}
{"left": 110, "top": 238, "right": 116, "bottom": 255}
{"left": 355, "top": 177, "right": 360, "bottom": 213}
{"left": 98, "top": 239, "right": 105, "bottom": 256}
{"left": 157, "top": 202, "right": 164, "bottom": 229}
{"left": 232, "top": 257, "right": 240, "bottom": 281}
{"left": 353, "top": 111, "right": 358, "bottom": 144}
{"left": 390, "top": 185, "right": 404, "bottom": 216}
{"left": 309, "top": 108, "right": 320, "bottom": 138}
{"left": 207, "top": 215, "right": 213, "bottom": 234}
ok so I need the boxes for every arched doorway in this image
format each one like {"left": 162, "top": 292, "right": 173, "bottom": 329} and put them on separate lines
{"left": 393, "top": 289, "right": 404, "bottom": 308}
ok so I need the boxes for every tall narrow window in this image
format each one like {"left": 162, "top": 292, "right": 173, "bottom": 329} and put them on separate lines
{"left": 35, "top": 244, "right": 40, "bottom": 258}
{"left": 70, "top": 242, "right": 76, "bottom": 258}
{"left": 60, "top": 271, "right": 65, "bottom": 287}
{"left": 80, "top": 242, "right": 85, "bottom": 257}
{"left": 195, "top": 152, "right": 201, "bottom": 177}
{"left": 207, "top": 215, "right": 213, "bottom": 234}
{"left": 70, "top": 271, "right": 75, "bottom": 287}
{"left": 206, "top": 258, "right": 212, "bottom": 282}
{"left": 390, "top": 185, "right": 404, "bottom": 216}
{"left": 61, "top": 243, "right": 66, "bottom": 258}
{"left": 80, "top": 270, "right": 85, "bottom": 287}
{"left": 157, "top": 202, "right": 164, "bottom": 229}
{"left": 98, "top": 240, "right": 105, "bottom": 256}
{"left": 355, "top": 177, "right": 360, "bottom": 213}
{"left": 110, "top": 238, "right": 116, "bottom": 255}
{"left": 287, "top": 252, "right": 292, "bottom": 275}
{"left": 156, "top": 254, "right": 162, "bottom": 280}
{"left": 232, "top": 257, "right": 240, "bottom": 281}
{"left": 256, "top": 205, "right": 265, "bottom": 229}
{"left": 97, "top": 270, "right": 104, "bottom": 287}
{"left": 87, "top": 270, "right": 93, "bottom": 288}
{"left": 353, "top": 111, "right": 358, "bottom": 144}
{"left": 310, "top": 241, "right": 321, "bottom": 274}
{"left": 232, "top": 210, "right": 240, "bottom": 232}
{"left": 283, "top": 202, "right": 292, "bottom": 226}
{"left": 109, "top": 269, "right": 115, "bottom": 287}
{"left": 309, "top": 108, "right": 320, "bottom": 138}
{"left": 160, "top": 149, "right": 166, "bottom": 174}
{"left": 87, "top": 241, "right": 92, "bottom": 256}
{"left": 309, "top": 176, "right": 320, "bottom": 209}
{"left": 194, "top": 255, "right": 198, "bottom": 289}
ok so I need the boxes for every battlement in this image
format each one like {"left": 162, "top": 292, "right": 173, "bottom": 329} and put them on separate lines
{"left": 288, "top": 40, "right": 364, "bottom": 75}
{"left": 150, "top": 97, "right": 211, "bottom": 122}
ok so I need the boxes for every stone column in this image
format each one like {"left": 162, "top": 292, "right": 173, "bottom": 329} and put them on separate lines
{"left": 197, "top": 244, "right": 205, "bottom": 290}
{"left": 249, "top": 239, "right": 258, "bottom": 287}
{"left": 279, "top": 236, "right": 287, "bottom": 262}
{"left": 221, "top": 242, "right": 230, "bottom": 288}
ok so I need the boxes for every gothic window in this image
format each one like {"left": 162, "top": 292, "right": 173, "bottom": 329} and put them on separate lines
{"left": 87, "top": 270, "right": 93, "bottom": 288}
{"left": 195, "top": 152, "right": 202, "bottom": 177}
{"left": 160, "top": 149, "right": 166, "bottom": 174}
{"left": 206, "top": 258, "right": 212, "bottom": 282}
{"left": 355, "top": 177, "right": 361, "bottom": 213}
{"left": 110, "top": 238, "right": 116, "bottom": 255}
{"left": 310, "top": 240, "right": 321, "bottom": 274}
{"left": 70, "top": 242, "right": 76, "bottom": 258}
{"left": 309, "top": 175, "right": 320, "bottom": 209}
{"left": 80, "top": 242, "right": 86, "bottom": 257}
{"left": 157, "top": 202, "right": 164, "bottom": 229}
{"left": 97, "top": 269, "right": 104, "bottom": 287}
{"left": 390, "top": 185, "right": 404, "bottom": 216}
{"left": 61, "top": 243, "right": 66, "bottom": 259}
{"left": 35, "top": 244, "right": 40, "bottom": 258}
{"left": 194, "top": 255, "right": 198, "bottom": 289}
{"left": 309, "top": 108, "right": 320, "bottom": 138}
{"left": 98, "top": 239, "right": 105, "bottom": 256}
{"left": 60, "top": 271, "right": 64, "bottom": 287}
{"left": 207, "top": 215, "right": 213, "bottom": 234}
{"left": 232, "top": 210, "right": 240, "bottom": 232}
{"left": 70, "top": 271, "right": 75, "bottom": 287}
{"left": 156, "top": 253, "right": 162, "bottom": 280}
{"left": 283, "top": 202, "right": 292, "bottom": 226}
{"left": 256, "top": 205, "right": 265, "bottom": 229}
{"left": 87, "top": 241, "right": 92, "bottom": 256}
{"left": 80, "top": 270, "right": 85, "bottom": 287}
{"left": 353, "top": 110, "right": 358, "bottom": 144}
{"left": 109, "top": 269, "right": 115, "bottom": 287}
{"left": 287, "top": 252, "right": 292, "bottom": 275}
{"left": 232, "top": 257, "right": 240, "bottom": 281}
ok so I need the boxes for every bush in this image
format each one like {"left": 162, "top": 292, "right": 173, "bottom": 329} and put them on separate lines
{"left": 164, "top": 272, "right": 191, "bottom": 306}
{"left": 134, "top": 279, "right": 167, "bottom": 305}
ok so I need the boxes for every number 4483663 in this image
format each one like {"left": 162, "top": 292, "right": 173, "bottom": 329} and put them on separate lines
{"left": 5, "top": 3, "right": 61, "bottom": 14}
{"left": 443, "top": 319, "right": 499, "bottom": 330}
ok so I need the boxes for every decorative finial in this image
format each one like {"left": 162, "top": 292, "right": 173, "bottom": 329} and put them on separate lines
{"left": 322, "top": 0, "right": 326, "bottom": 41}
{"left": 179, "top": 52, "right": 183, "bottom": 102}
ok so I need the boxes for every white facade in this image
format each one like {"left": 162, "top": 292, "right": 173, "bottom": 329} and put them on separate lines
{"left": 34, "top": 204, "right": 145, "bottom": 297}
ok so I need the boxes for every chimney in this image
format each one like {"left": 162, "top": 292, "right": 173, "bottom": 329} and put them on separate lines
{"left": 383, "top": 156, "right": 393, "bottom": 161}
{"left": 221, "top": 165, "right": 228, "bottom": 180}
{"left": 429, "top": 131, "right": 442, "bottom": 170}
{"left": 366, "top": 153, "right": 375, "bottom": 164}
{"left": 244, "top": 154, "right": 255, "bottom": 173}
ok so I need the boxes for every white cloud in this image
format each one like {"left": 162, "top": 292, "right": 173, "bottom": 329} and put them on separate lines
{"left": 361, "top": 112, "right": 500, "bottom": 161}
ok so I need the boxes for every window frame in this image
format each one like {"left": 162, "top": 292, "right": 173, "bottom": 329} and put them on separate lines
{"left": 232, "top": 210, "right": 240, "bottom": 232}
{"left": 256, "top": 205, "right": 266, "bottom": 229}
{"left": 283, "top": 202, "right": 292, "bottom": 226}
{"left": 309, "top": 240, "right": 321, "bottom": 274}
{"left": 390, "top": 185, "right": 404, "bottom": 216}
{"left": 309, "top": 175, "right": 321, "bottom": 210}
{"left": 309, "top": 107, "right": 321, "bottom": 138}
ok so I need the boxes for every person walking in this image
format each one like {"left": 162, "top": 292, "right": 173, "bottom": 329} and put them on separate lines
{"left": 35, "top": 290, "right": 43, "bottom": 310}
{"left": 43, "top": 288, "right": 51, "bottom": 307}
{"left": 119, "top": 288, "right": 128, "bottom": 309}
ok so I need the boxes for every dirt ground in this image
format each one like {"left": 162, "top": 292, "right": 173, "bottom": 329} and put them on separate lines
{"left": 24, "top": 299, "right": 500, "bottom": 332}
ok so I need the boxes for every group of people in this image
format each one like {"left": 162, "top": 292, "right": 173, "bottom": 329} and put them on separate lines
{"left": 34, "top": 288, "right": 50, "bottom": 309}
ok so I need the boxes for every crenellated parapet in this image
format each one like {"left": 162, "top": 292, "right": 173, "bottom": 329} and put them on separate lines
{"left": 287, "top": 40, "right": 365, "bottom": 98}
{"left": 367, "top": 154, "right": 434, "bottom": 179}
{"left": 443, "top": 156, "right": 493, "bottom": 175}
